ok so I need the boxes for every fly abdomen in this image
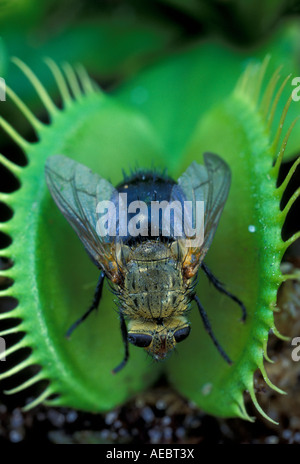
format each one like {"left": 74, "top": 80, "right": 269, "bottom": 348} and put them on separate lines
{"left": 122, "top": 287, "right": 188, "bottom": 320}
{"left": 120, "top": 248, "right": 189, "bottom": 320}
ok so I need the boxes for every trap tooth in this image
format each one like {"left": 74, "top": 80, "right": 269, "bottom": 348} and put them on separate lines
{"left": 248, "top": 383, "right": 279, "bottom": 425}
{"left": 281, "top": 232, "right": 300, "bottom": 254}
{"left": 234, "top": 55, "right": 269, "bottom": 109}
{"left": 0, "top": 326, "right": 21, "bottom": 337}
{"left": 278, "top": 187, "right": 300, "bottom": 224}
{"left": 0, "top": 268, "right": 13, "bottom": 278}
{"left": 76, "top": 64, "right": 96, "bottom": 94}
{"left": 0, "top": 312, "right": 17, "bottom": 321}
{"left": 0, "top": 153, "right": 22, "bottom": 175}
{"left": 5, "top": 85, "right": 43, "bottom": 132}
{"left": 271, "top": 324, "right": 290, "bottom": 341}
{"left": 62, "top": 62, "right": 83, "bottom": 99}
{"left": 281, "top": 271, "right": 300, "bottom": 282}
{"left": 267, "top": 73, "right": 292, "bottom": 131}
{"left": 273, "top": 117, "right": 300, "bottom": 178}
{"left": 236, "top": 397, "right": 255, "bottom": 422}
{"left": 270, "top": 94, "right": 293, "bottom": 157}
{"left": 0, "top": 192, "right": 16, "bottom": 206}
{"left": 0, "top": 357, "right": 33, "bottom": 380}
{"left": 11, "top": 57, "right": 58, "bottom": 118}
{"left": 258, "top": 359, "right": 286, "bottom": 395}
{"left": 0, "top": 222, "right": 11, "bottom": 235}
{"left": 44, "top": 58, "right": 72, "bottom": 108}
{"left": 262, "top": 338, "right": 274, "bottom": 364}
{"left": 4, "top": 371, "right": 44, "bottom": 395}
{"left": 259, "top": 66, "right": 282, "bottom": 118}
{"left": 0, "top": 339, "right": 27, "bottom": 358}
{"left": 0, "top": 116, "right": 30, "bottom": 150}
{"left": 277, "top": 155, "right": 300, "bottom": 197}
{"left": 22, "top": 385, "right": 52, "bottom": 411}
{"left": 252, "top": 55, "right": 271, "bottom": 106}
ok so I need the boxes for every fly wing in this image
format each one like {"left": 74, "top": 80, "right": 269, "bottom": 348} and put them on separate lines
{"left": 171, "top": 152, "right": 231, "bottom": 277}
{"left": 45, "top": 155, "right": 120, "bottom": 280}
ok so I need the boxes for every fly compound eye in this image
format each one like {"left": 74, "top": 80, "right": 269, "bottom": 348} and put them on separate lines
{"left": 174, "top": 326, "right": 191, "bottom": 343}
{"left": 128, "top": 333, "right": 152, "bottom": 348}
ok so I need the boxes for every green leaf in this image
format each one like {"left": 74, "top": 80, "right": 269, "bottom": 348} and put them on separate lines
{"left": 116, "top": 20, "right": 300, "bottom": 167}
{"left": 1, "top": 14, "right": 178, "bottom": 114}
{"left": 166, "top": 61, "right": 299, "bottom": 420}
{"left": 0, "top": 60, "right": 166, "bottom": 411}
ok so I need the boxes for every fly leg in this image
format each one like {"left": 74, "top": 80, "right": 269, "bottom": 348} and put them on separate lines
{"left": 193, "top": 295, "right": 232, "bottom": 365}
{"left": 66, "top": 271, "right": 105, "bottom": 338}
{"left": 201, "top": 262, "right": 247, "bottom": 322}
{"left": 112, "top": 313, "right": 129, "bottom": 374}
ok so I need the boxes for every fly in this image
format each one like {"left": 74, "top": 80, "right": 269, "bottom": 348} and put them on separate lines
{"left": 45, "top": 153, "right": 246, "bottom": 373}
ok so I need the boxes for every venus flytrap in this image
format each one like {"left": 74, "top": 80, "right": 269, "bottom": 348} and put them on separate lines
{"left": 0, "top": 57, "right": 166, "bottom": 411}
{"left": 167, "top": 59, "right": 300, "bottom": 422}
{"left": 0, "top": 56, "right": 299, "bottom": 423}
